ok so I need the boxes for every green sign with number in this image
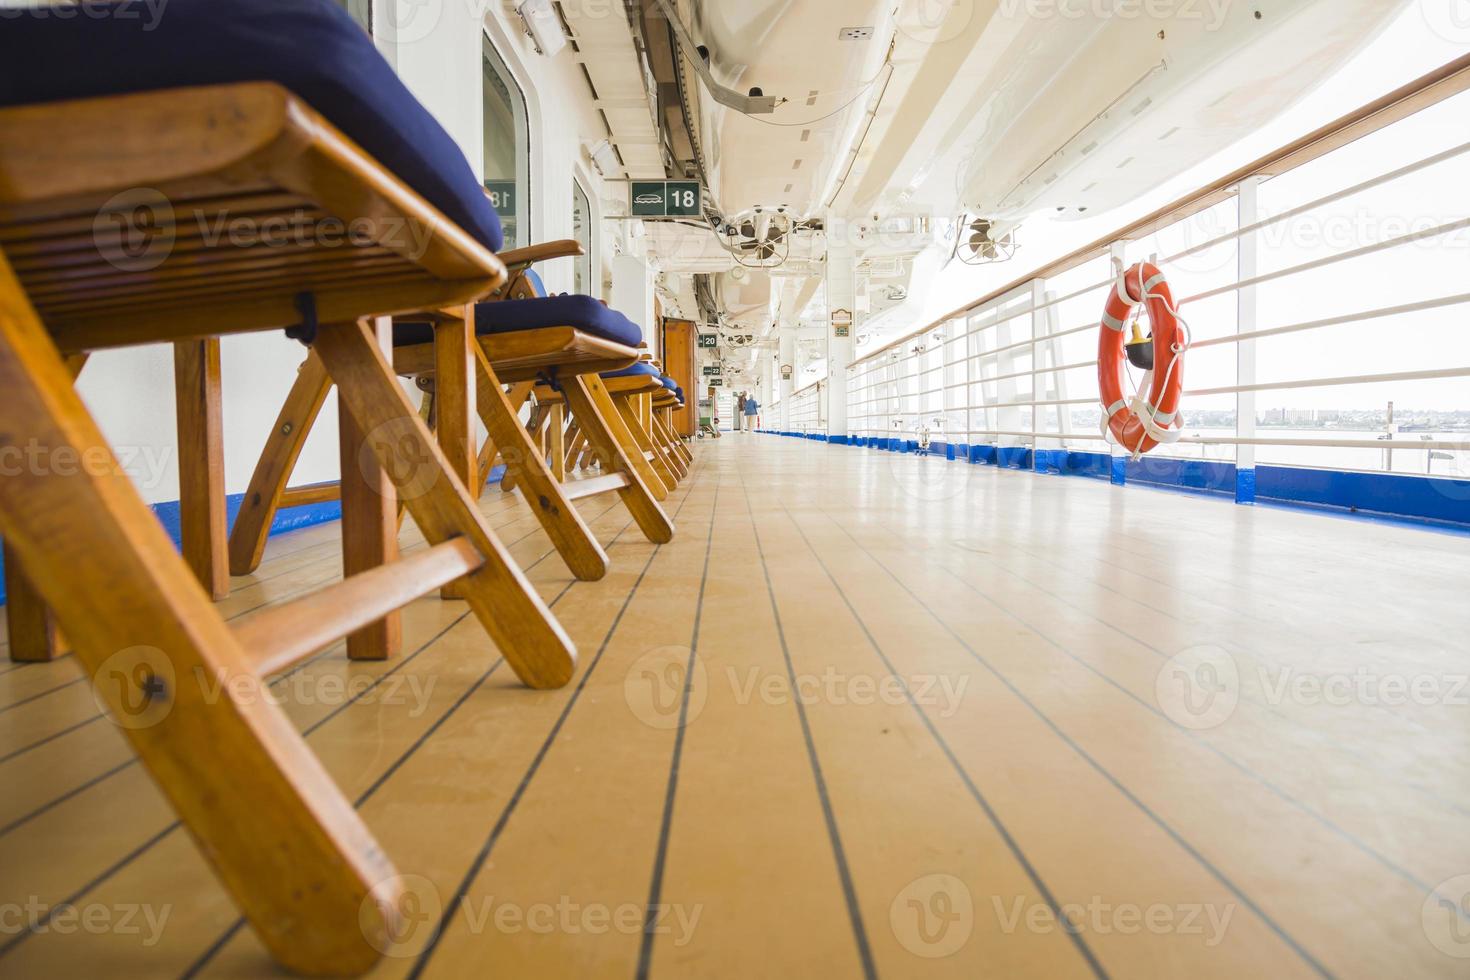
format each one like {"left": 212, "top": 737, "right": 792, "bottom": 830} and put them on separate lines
{"left": 631, "top": 181, "right": 702, "bottom": 218}
{"left": 484, "top": 180, "right": 516, "bottom": 216}
{"left": 708, "top": 378, "right": 724, "bottom": 387}
{"left": 702, "top": 365, "right": 720, "bottom": 376}
{"left": 697, "top": 333, "right": 719, "bottom": 349}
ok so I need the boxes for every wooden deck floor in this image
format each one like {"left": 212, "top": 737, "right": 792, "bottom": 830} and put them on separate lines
{"left": 2, "top": 434, "right": 1468, "bottom": 978}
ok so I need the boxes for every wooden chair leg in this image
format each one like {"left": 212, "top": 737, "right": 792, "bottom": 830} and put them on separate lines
{"left": 0, "top": 259, "right": 400, "bottom": 975}
{"left": 549, "top": 403, "right": 566, "bottom": 482}
{"left": 475, "top": 380, "right": 533, "bottom": 495}
{"left": 651, "top": 413, "right": 687, "bottom": 481}
{"left": 562, "top": 376, "right": 674, "bottom": 543}
{"left": 663, "top": 410, "right": 693, "bottom": 463}
{"left": 587, "top": 378, "right": 668, "bottom": 498}
{"left": 227, "top": 351, "right": 332, "bottom": 576}
{"left": 174, "top": 339, "right": 230, "bottom": 599}
{"left": 6, "top": 353, "right": 88, "bottom": 660}
{"left": 499, "top": 404, "right": 539, "bottom": 497}
{"left": 313, "top": 320, "right": 576, "bottom": 689}
{"left": 644, "top": 401, "right": 687, "bottom": 479}
{"left": 659, "top": 413, "right": 692, "bottom": 466}
{"left": 636, "top": 398, "right": 680, "bottom": 490}
{"left": 562, "top": 422, "right": 584, "bottom": 474}
{"left": 472, "top": 349, "right": 609, "bottom": 581}
{"left": 3, "top": 548, "right": 62, "bottom": 661}
{"left": 339, "top": 321, "right": 402, "bottom": 660}
{"left": 614, "top": 395, "right": 678, "bottom": 491}
{"left": 434, "top": 311, "right": 477, "bottom": 600}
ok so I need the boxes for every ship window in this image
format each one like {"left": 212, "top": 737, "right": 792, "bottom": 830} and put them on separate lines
{"left": 572, "top": 177, "right": 593, "bottom": 296}
{"left": 483, "top": 38, "right": 530, "bottom": 249}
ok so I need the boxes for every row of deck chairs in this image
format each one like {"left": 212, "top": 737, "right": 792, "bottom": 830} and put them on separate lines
{"left": 0, "top": 0, "right": 689, "bottom": 973}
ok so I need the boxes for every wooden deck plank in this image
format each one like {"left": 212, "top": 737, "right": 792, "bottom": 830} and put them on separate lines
{"left": 0, "top": 500, "right": 545, "bottom": 823}
{"left": 1, "top": 437, "right": 1467, "bottom": 978}
{"left": 385, "top": 476, "right": 714, "bottom": 978}
{"left": 0, "top": 495, "right": 635, "bottom": 975}
{"left": 194, "top": 491, "right": 701, "bottom": 977}
{"left": 639, "top": 470, "right": 873, "bottom": 979}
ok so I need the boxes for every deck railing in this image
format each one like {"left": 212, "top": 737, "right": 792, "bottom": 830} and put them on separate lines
{"left": 843, "top": 53, "right": 1470, "bottom": 512}
{"left": 784, "top": 380, "right": 824, "bottom": 435}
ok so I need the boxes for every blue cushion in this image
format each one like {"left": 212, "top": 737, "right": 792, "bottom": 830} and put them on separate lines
{"left": 395, "top": 295, "right": 643, "bottom": 348}
{"left": 0, "top": 0, "right": 503, "bottom": 253}
{"left": 478, "top": 296, "right": 642, "bottom": 347}
{"left": 523, "top": 268, "right": 548, "bottom": 298}
{"left": 602, "top": 362, "right": 660, "bottom": 381}
{"left": 658, "top": 376, "right": 678, "bottom": 391}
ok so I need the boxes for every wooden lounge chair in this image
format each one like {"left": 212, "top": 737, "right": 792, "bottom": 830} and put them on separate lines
{"left": 227, "top": 284, "right": 677, "bottom": 586}
{"left": 536, "top": 362, "right": 690, "bottom": 491}
{"left": 0, "top": 0, "right": 575, "bottom": 972}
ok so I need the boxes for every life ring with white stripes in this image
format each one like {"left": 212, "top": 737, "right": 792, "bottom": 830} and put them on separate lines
{"left": 1097, "top": 261, "right": 1187, "bottom": 457}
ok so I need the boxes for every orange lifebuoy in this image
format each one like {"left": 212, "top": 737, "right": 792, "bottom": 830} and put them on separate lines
{"left": 1097, "top": 262, "right": 1185, "bottom": 455}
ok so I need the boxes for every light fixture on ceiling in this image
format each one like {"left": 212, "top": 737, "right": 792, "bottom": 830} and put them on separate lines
{"left": 586, "top": 139, "right": 619, "bottom": 177}
{"left": 518, "top": 0, "right": 567, "bottom": 57}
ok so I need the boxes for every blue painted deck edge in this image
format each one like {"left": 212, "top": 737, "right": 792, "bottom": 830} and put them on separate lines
{"left": 766, "top": 431, "right": 1470, "bottom": 533}
{"left": 0, "top": 464, "right": 508, "bottom": 607}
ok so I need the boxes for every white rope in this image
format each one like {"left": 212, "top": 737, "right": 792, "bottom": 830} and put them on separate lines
{"left": 1102, "top": 259, "right": 1194, "bottom": 460}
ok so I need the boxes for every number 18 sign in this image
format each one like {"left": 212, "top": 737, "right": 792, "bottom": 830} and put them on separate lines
{"left": 631, "top": 181, "right": 702, "bottom": 218}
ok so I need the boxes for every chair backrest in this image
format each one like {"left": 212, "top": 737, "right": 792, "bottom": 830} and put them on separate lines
{"left": 524, "top": 268, "right": 548, "bottom": 298}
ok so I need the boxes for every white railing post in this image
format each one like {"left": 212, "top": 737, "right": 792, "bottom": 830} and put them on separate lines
{"left": 1236, "top": 176, "right": 1262, "bottom": 504}
{"left": 779, "top": 328, "right": 795, "bottom": 432}
{"left": 1108, "top": 240, "right": 1129, "bottom": 485}
{"left": 1029, "top": 279, "right": 1046, "bottom": 471}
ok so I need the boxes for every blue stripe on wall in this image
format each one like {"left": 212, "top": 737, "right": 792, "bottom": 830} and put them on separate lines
{"left": 0, "top": 464, "right": 507, "bottom": 607}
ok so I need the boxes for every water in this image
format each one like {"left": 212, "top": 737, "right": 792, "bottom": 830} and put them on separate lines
{"left": 1161, "top": 427, "right": 1470, "bottom": 478}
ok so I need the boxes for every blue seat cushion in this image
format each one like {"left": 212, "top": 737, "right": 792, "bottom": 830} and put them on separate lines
{"left": 394, "top": 296, "right": 643, "bottom": 348}
{"left": 0, "top": 0, "right": 503, "bottom": 253}
{"left": 602, "top": 362, "right": 660, "bottom": 381}
{"left": 658, "top": 376, "right": 678, "bottom": 391}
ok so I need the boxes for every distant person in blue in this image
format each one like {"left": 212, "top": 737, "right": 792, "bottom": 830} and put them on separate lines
{"left": 744, "top": 393, "right": 760, "bottom": 431}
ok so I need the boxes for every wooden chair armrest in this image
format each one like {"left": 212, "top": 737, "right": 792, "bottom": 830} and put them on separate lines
{"left": 497, "top": 239, "right": 585, "bottom": 269}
